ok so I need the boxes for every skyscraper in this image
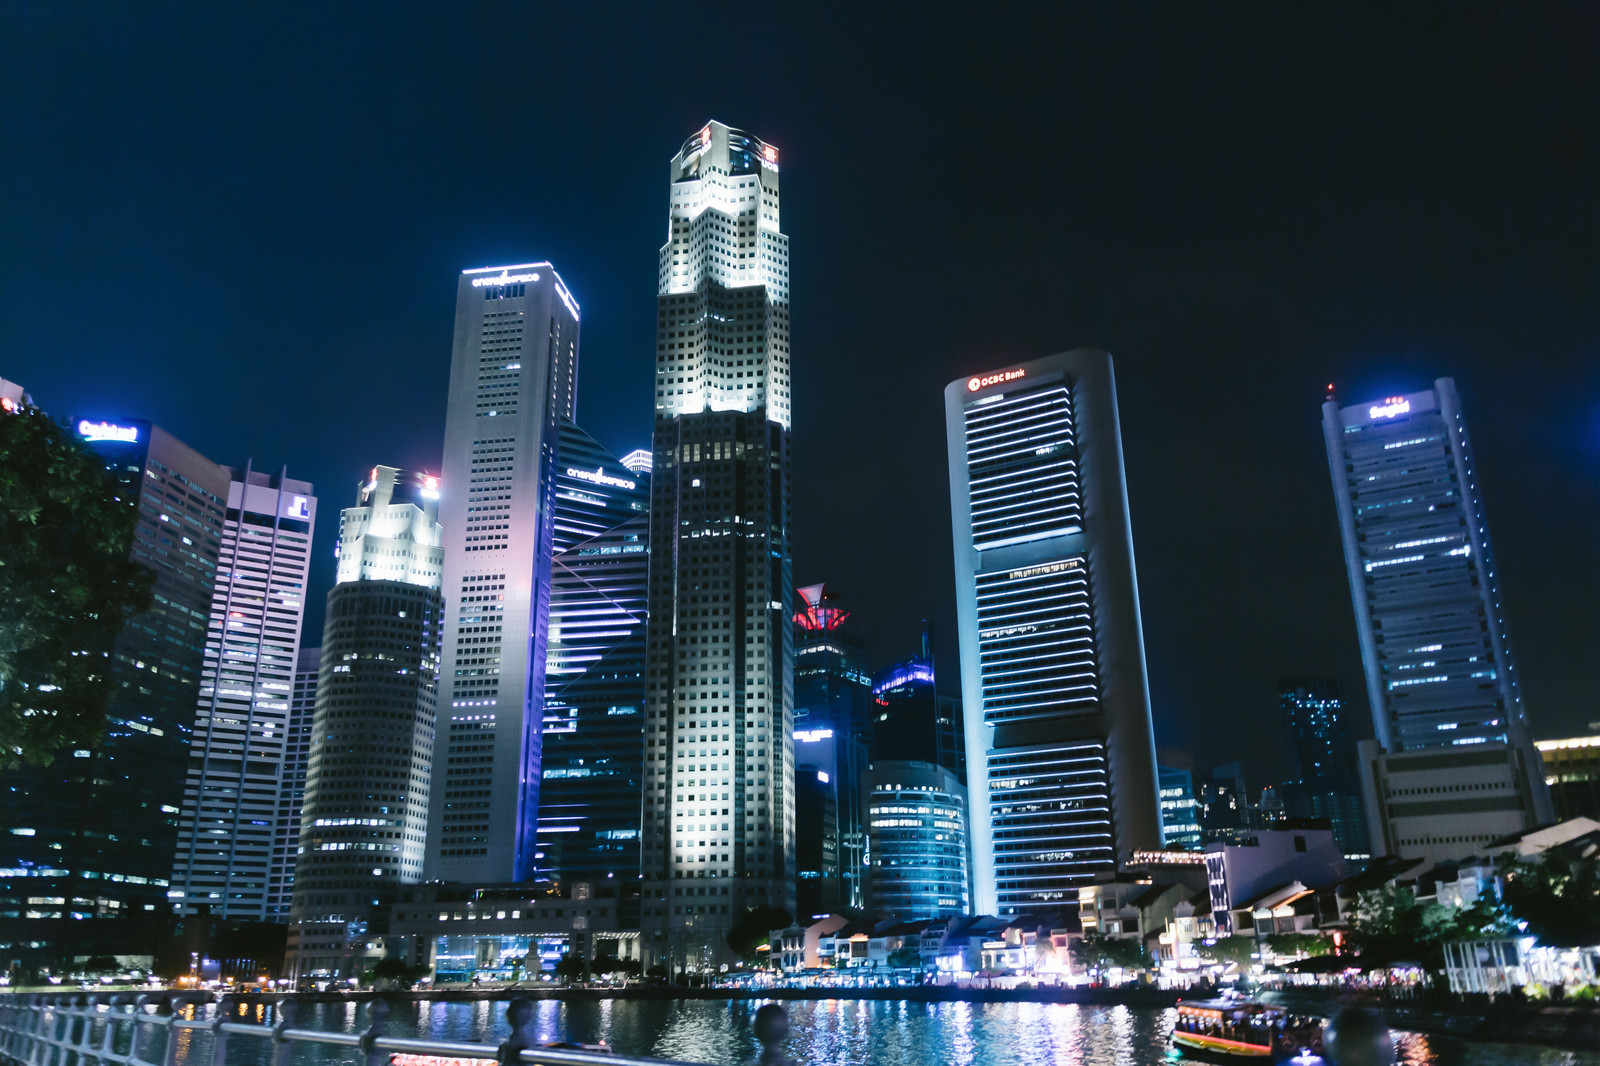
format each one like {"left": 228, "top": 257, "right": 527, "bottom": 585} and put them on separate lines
{"left": 169, "top": 466, "right": 316, "bottom": 921}
{"left": 288, "top": 466, "right": 443, "bottom": 978}
{"left": 862, "top": 761, "right": 970, "bottom": 919}
{"left": 945, "top": 349, "right": 1162, "bottom": 916}
{"left": 536, "top": 420, "right": 650, "bottom": 889}
{"left": 268, "top": 646, "right": 319, "bottom": 921}
{"left": 2, "top": 419, "right": 228, "bottom": 967}
{"left": 1324, "top": 380, "right": 1552, "bottom": 859}
{"left": 791, "top": 584, "right": 871, "bottom": 916}
{"left": 1277, "top": 680, "right": 1370, "bottom": 860}
{"left": 426, "top": 263, "right": 580, "bottom": 884}
{"left": 871, "top": 636, "right": 966, "bottom": 781}
{"left": 641, "top": 121, "right": 794, "bottom": 968}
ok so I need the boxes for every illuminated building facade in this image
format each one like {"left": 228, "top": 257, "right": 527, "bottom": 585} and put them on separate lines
{"left": 641, "top": 121, "right": 794, "bottom": 968}
{"left": 427, "top": 262, "right": 580, "bottom": 884}
{"left": 169, "top": 466, "right": 316, "bottom": 921}
{"left": 1276, "top": 680, "right": 1370, "bottom": 860}
{"left": 863, "top": 761, "right": 970, "bottom": 919}
{"left": 1157, "top": 765, "right": 1203, "bottom": 850}
{"left": 537, "top": 420, "right": 650, "bottom": 888}
{"left": 268, "top": 645, "right": 319, "bottom": 920}
{"left": 1537, "top": 734, "right": 1600, "bottom": 823}
{"left": 871, "top": 636, "right": 965, "bottom": 780}
{"left": 945, "top": 349, "right": 1162, "bottom": 916}
{"left": 792, "top": 584, "right": 871, "bottom": 916}
{"left": 2, "top": 420, "right": 228, "bottom": 967}
{"left": 288, "top": 467, "right": 443, "bottom": 978}
{"left": 1324, "top": 380, "right": 1552, "bottom": 857}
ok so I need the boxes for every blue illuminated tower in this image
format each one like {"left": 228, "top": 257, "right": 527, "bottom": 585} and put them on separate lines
{"left": 537, "top": 420, "right": 651, "bottom": 888}
{"left": 945, "top": 349, "right": 1162, "bottom": 916}
{"left": 426, "top": 263, "right": 580, "bottom": 884}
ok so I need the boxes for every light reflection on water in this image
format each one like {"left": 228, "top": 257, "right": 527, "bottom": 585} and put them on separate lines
{"left": 151, "top": 998, "right": 1600, "bottom": 1066}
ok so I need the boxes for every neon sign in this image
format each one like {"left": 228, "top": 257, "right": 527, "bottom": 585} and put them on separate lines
{"left": 967, "top": 368, "right": 1026, "bottom": 392}
{"left": 283, "top": 495, "right": 311, "bottom": 520}
{"left": 795, "top": 728, "right": 834, "bottom": 744}
{"left": 566, "top": 466, "right": 635, "bottom": 490}
{"left": 471, "top": 272, "right": 540, "bottom": 288}
{"left": 77, "top": 420, "right": 139, "bottom": 443}
{"left": 1369, "top": 397, "right": 1410, "bottom": 420}
{"left": 420, "top": 474, "right": 441, "bottom": 500}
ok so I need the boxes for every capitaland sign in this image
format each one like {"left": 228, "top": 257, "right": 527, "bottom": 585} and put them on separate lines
{"left": 1368, "top": 397, "right": 1411, "bottom": 420}
{"left": 566, "top": 467, "right": 636, "bottom": 490}
{"left": 77, "top": 420, "right": 139, "bottom": 443}
{"left": 967, "top": 367, "right": 1026, "bottom": 392}
{"left": 471, "top": 272, "right": 540, "bottom": 288}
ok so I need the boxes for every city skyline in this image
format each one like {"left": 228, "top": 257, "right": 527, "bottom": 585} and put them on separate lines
{"left": 4, "top": 6, "right": 1597, "bottom": 783}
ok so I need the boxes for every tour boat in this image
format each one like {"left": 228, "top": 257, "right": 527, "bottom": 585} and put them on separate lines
{"left": 1171, "top": 999, "right": 1324, "bottom": 1063}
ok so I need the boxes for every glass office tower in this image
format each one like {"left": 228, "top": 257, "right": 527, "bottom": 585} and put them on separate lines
{"left": 945, "top": 350, "right": 1162, "bottom": 916}
{"left": 289, "top": 467, "right": 443, "bottom": 978}
{"left": 169, "top": 465, "right": 316, "bottom": 921}
{"left": 641, "top": 121, "right": 794, "bottom": 970}
{"left": 427, "top": 263, "right": 580, "bottom": 884}
{"left": 537, "top": 420, "right": 650, "bottom": 889}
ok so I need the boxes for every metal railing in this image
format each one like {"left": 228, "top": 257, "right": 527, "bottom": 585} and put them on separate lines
{"left": 0, "top": 992, "right": 767, "bottom": 1066}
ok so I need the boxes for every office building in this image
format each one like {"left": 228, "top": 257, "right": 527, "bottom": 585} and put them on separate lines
{"left": 1198, "top": 762, "right": 1255, "bottom": 843}
{"left": 1537, "top": 733, "right": 1600, "bottom": 823}
{"left": 426, "top": 262, "right": 580, "bottom": 884}
{"left": 791, "top": 584, "right": 871, "bottom": 916}
{"left": 641, "top": 120, "right": 794, "bottom": 969}
{"left": 169, "top": 466, "right": 316, "bottom": 921}
{"left": 871, "top": 635, "right": 965, "bottom": 780}
{"left": 536, "top": 420, "right": 650, "bottom": 889}
{"left": 2, "top": 420, "right": 228, "bottom": 967}
{"left": 288, "top": 467, "right": 443, "bottom": 978}
{"left": 1157, "top": 765, "right": 1203, "bottom": 850}
{"left": 1277, "top": 680, "right": 1370, "bottom": 861}
{"left": 863, "top": 761, "right": 969, "bottom": 919}
{"left": 945, "top": 349, "right": 1162, "bottom": 917}
{"left": 268, "top": 646, "right": 319, "bottom": 921}
{"left": 1324, "top": 380, "right": 1552, "bottom": 858}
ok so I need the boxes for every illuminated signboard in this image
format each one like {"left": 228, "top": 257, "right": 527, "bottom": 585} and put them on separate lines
{"left": 566, "top": 467, "right": 635, "bottom": 490}
{"left": 471, "top": 272, "right": 540, "bottom": 288}
{"left": 77, "top": 420, "right": 139, "bottom": 443}
{"left": 1368, "top": 396, "right": 1411, "bottom": 420}
{"left": 762, "top": 144, "right": 778, "bottom": 163}
{"left": 420, "top": 474, "right": 441, "bottom": 500}
{"left": 283, "top": 495, "right": 311, "bottom": 520}
{"left": 794, "top": 728, "right": 834, "bottom": 744}
{"left": 966, "top": 368, "right": 1026, "bottom": 392}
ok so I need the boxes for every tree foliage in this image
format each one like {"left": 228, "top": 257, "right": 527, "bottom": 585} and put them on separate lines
{"left": 1073, "top": 932, "right": 1149, "bottom": 979}
{"left": 1497, "top": 851, "right": 1600, "bottom": 948}
{"left": 0, "top": 408, "right": 151, "bottom": 768}
{"left": 1196, "top": 934, "right": 1260, "bottom": 968}
{"left": 1348, "top": 884, "right": 1507, "bottom": 968}
{"left": 725, "top": 905, "right": 792, "bottom": 961}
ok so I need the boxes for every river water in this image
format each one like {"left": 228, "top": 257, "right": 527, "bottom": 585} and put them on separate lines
{"left": 177, "top": 997, "right": 1596, "bottom": 1066}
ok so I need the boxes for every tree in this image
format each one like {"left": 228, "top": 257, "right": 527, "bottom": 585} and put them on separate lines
{"left": 887, "top": 946, "right": 922, "bottom": 969}
{"left": 0, "top": 408, "right": 152, "bottom": 768}
{"left": 1265, "top": 932, "right": 1332, "bottom": 959}
{"left": 368, "top": 957, "right": 429, "bottom": 989}
{"left": 1073, "top": 933, "right": 1149, "bottom": 982}
{"left": 1497, "top": 851, "right": 1600, "bottom": 948}
{"left": 1348, "top": 883, "right": 1508, "bottom": 969}
{"left": 1195, "top": 934, "right": 1260, "bottom": 970}
{"left": 725, "top": 906, "right": 792, "bottom": 962}
{"left": 553, "top": 953, "right": 587, "bottom": 983}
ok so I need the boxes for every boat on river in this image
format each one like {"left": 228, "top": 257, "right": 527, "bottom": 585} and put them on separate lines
{"left": 1171, "top": 999, "right": 1324, "bottom": 1063}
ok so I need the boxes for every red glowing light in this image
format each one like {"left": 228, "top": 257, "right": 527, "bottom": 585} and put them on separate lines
{"left": 794, "top": 583, "right": 850, "bottom": 631}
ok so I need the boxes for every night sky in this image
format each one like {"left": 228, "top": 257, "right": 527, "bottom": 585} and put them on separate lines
{"left": 5, "top": 5, "right": 1597, "bottom": 786}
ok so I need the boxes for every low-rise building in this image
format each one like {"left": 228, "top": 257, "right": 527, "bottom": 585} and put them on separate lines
{"left": 1205, "top": 825, "right": 1345, "bottom": 932}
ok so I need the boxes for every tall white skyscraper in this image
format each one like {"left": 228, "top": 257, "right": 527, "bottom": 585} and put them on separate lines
{"left": 425, "top": 264, "right": 580, "bottom": 884}
{"left": 169, "top": 466, "right": 316, "bottom": 920}
{"left": 289, "top": 466, "right": 443, "bottom": 978}
{"left": 1324, "top": 379, "right": 1552, "bottom": 862}
{"left": 945, "top": 350, "right": 1163, "bottom": 917}
{"left": 641, "top": 121, "right": 794, "bottom": 970}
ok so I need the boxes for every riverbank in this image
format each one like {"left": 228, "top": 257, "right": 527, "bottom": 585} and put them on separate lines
{"left": 283, "top": 984, "right": 1184, "bottom": 1007}
{"left": 1262, "top": 987, "right": 1600, "bottom": 1053}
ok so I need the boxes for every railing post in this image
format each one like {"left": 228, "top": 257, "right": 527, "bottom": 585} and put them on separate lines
{"left": 359, "top": 997, "right": 390, "bottom": 1066}
{"left": 270, "top": 997, "right": 297, "bottom": 1066}
{"left": 131, "top": 994, "right": 156, "bottom": 1066}
{"left": 209, "top": 994, "right": 235, "bottom": 1066}
{"left": 753, "top": 1003, "right": 795, "bottom": 1066}
{"left": 159, "top": 993, "right": 188, "bottom": 1066}
{"left": 103, "top": 994, "right": 127, "bottom": 1060}
{"left": 498, "top": 998, "right": 535, "bottom": 1065}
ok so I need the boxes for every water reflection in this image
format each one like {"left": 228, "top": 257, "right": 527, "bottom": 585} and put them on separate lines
{"left": 150, "top": 997, "right": 1600, "bottom": 1066}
